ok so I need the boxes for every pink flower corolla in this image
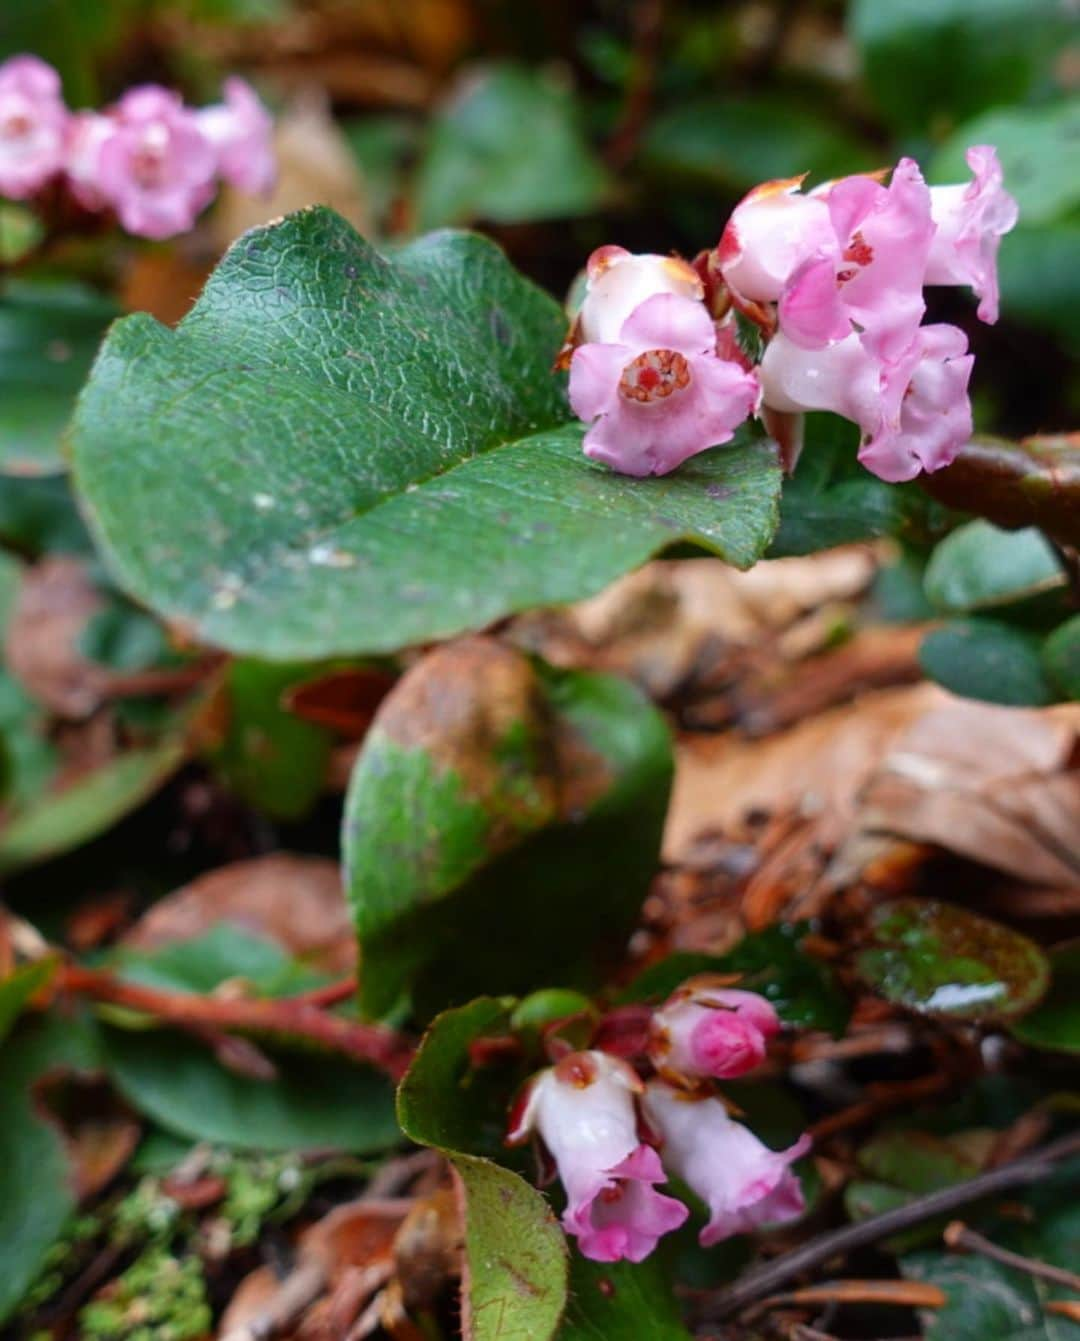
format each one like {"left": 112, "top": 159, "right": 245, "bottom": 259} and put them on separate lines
{"left": 643, "top": 1081, "right": 809, "bottom": 1246}
{"left": 568, "top": 292, "right": 760, "bottom": 477}
{"left": 95, "top": 86, "right": 216, "bottom": 239}
{"left": 507, "top": 1050, "right": 687, "bottom": 1262}
{"left": 0, "top": 55, "right": 69, "bottom": 199}
{"left": 718, "top": 176, "right": 834, "bottom": 307}
{"left": 649, "top": 979, "right": 780, "bottom": 1085}
{"left": 777, "top": 158, "right": 935, "bottom": 362}
{"left": 576, "top": 245, "right": 704, "bottom": 344}
{"left": 65, "top": 111, "right": 113, "bottom": 211}
{"left": 925, "top": 145, "right": 1018, "bottom": 324}
{"left": 197, "top": 76, "right": 275, "bottom": 197}
{"left": 760, "top": 324, "right": 974, "bottom": 483}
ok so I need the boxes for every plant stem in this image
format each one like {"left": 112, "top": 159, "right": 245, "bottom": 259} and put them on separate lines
{"left": 944, "top": 1220, "right": 1080, "bottom": 1293}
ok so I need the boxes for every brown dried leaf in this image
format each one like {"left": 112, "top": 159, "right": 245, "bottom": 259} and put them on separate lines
{"left": 32, "top": 1070, "right": 140, "bottom": 1201}
{"left": 284, "top": 667, "right": 397, "bottom": 739}
{"left": 5, "top": 558, "right": 106, "bottom": 718}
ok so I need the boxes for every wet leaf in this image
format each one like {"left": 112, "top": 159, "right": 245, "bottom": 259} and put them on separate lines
{"left": 855, "top": 898, "right": 1051, "bottom": 1022}
{"left": 924, "top": 522, "right": 1063, "bottom": 615}
{"left": 345, "top": 638, "right": 672, "bottom": 1018}
{"left": 71, "top": 208, "right": 781, "bottom": 661}
{"left": 1009, "top": 941, "right": 1080, "bottom": 1055}
{"left": 919, "top": 620, "right": 1057, "bottom": 707}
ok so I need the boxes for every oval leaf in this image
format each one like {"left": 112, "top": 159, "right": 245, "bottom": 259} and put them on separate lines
{"left": 1009, "top": 940, "right": 1080, "bottom": 1054}
{"left": 919, "top": 619, "right": 1056, "bottom": 707}
{"left": 70, "top": 208, "right": 781, "bottom": 660}
{"left": 924, "top": 521, "right": 1062, "bottom": 614}
{"left": 855, "top": 898, "right": 1050, "bottom": 1022}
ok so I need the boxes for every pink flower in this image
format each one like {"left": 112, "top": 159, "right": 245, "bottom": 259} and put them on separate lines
{"left": 778, "top": 159, "right": 935, "bottom": 362}
{"left": 718, "top": 176, "right": 834, "bottom": 306}
{"left": 568, "top": 292, "right": 760, "bottom": 476}
{"left": 577, "top": 245, "right": 703, "bottom": 344}
{"left": 507, "top": 1051, "right": 688, "bottom": 1262}
{"left": 643, "top": 1081, "right": 809, "bottom": 1246}
{"left": 65, "top": 111, "right": 113, "bottom": 211}
{"left": 197, "top": 76, "right": 276, "bottom": 197}
{"left": 649, "top": 979, "right": 780, "bottom": 1084}
{"left": 760, "top": 324, "right": 973, "bottom": 482}
{"left": 925, "top": 145, "right": 1018, "bottom": 324}
{"left": 0, "top": 55, "right": 69, "bottom": 199}
{"left": 96, "top": 86, "right": 217, "bottom": 239}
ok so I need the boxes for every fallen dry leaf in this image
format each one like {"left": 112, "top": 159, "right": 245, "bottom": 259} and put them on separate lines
{"left": 5, "top": 557, "right": 107, "bottom": 718}
{"left": 32, "top": 1070, "right": 141, "bottom": 1201}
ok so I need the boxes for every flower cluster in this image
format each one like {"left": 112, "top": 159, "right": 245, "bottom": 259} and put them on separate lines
{"left": 566, "top": 149, "right": 1017, "bottom": 483}
{"left": 507, "top": 977, "right": 809, "bottom": 1262}
{"left": 0, "top": 54, "right": 275, "bottom": 239}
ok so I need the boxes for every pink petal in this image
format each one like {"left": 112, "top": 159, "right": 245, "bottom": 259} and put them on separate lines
{"left": 618, "top": 291, "right": 716, "bottom": 356}
{"left": 568, "top": 341, "right": 632, "bottom": 423}
{"left": 778, "top": 253, "right": 851, "bottom": 348}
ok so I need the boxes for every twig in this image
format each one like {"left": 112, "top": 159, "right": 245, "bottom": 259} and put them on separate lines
{"left": 698, "top": 1131, "right": 1080, "bottom": 1323}
{"left": 945, "top": 1220, "right": 1080, "bottom": 1293}
{"left": 58, "top": 964, "right": 413, "bottom": 1080}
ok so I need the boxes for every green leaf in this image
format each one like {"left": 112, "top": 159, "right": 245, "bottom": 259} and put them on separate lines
{"left": 924, "top": 522, "right": 1063, "bottom": 614}
{"left": 1044, "top": 616, "right": 1080, "bottom": 701}
{"left": 78, "top": 598, "right": 171, "bottom": 672}
{"left": 0, "top": 957, "right": 57, "bottom": 1046}
{"left": 102, "top": 1029, "right": 399, "bottom": 1154}
{"left": 848, "top": 0, "right": 1065, "bottom": 136}
{"left": 919, "top": 619, "right": 1057, "bottom": 706}
{"left": 71, "top": 209, "right": 781, "bottom": 660}
{"left": 619, "top": 926, "right": 849, "bottom": 1035}
{"left": 208, "top": 659, "right": 333, "bottom": 820}
{"left": 1010, "top": 941, "right": 1080, "bottom": 1055}
{"left": 997, "top": 224, "right": 1080, "bottom": 350}
{"left": 855, "top": 898, "right": 1051, "bottom": 1023}
{"left": 0, "top": 280, "right": 118, "bottom": 476}
{"left": 0, "top": 474, "right": 93, "bottom": 556}
{"left": 345, "top": 640, "right": 672, "bottom": 1018}
{"left": 109, "top": 924, "right": 326, "bottom": 998}
{"left": 930, "top": 103, "right": 1080, "bottom": 227}
{"left": 643, "top": 95, "right": 875, "bottom": 191}
{"left": 560, "top": 1254, "right": 692, "bottom": 1340}
{"left": 0, "top": 1011, "right": 102, "bottom": 1324}
{"left": 0, "top": 204, "right": 43, "bottom": 265}
{"left": 0, "top": 734, "right": 187, "bottom": 875}
{"left": 416, "top": 64, "right": 606, "bottom": 230}
{"left": 398, "top": 997, "right": 569, "bottom": 1341}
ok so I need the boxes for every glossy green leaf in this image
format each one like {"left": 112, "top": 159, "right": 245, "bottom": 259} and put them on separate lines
{"left": 1010, "top": 942, "right": 1080, "bottom": 1055}
{"left": 71, "top": 208, "right": 781, "bottom": 661}
{"left": 855, "top": 898, "right": 1051, "bottom": 1022}
{"left": 643, "top": 95, "right": 874, "bottom": 191}
{"left": 560, "top": 1254, "right": 692, "bottom": 1340}
{"left": 417, "top": 64, "right": 606, "bottom": 230}
{"left": 398, "top": 997, "right": 569, "bottom": 1341}
{"left": 848, "top": 0, "right": 1064, "bottom": 135}
{"left": 0, "top": 280, "right": 118, "bottom": 476}
{"left": 209, "top": 660, "right": 333, "bottom": 820}
{"left": 109, "top": 923, "right": 326, "bottom": 998}
{"left": 1044, "top": 617, "right": 1080, "bottom": 701}
{"left": 919, "top": 619, "right": 1057, "bottom": 706}
{"left": 931, "top": 102, "right": 1080, "bottom": 226}
{"left": 924, "top": 522, "right": 1062, "bottom": 614}
{"left": 0, "top": 1012, "right": 102, "bottom": 1324}
{"left": 345, "top": 640, "right": 672, "bottom": 1018}
{"left": 0, "top": 957, "right": 57, "bottom": 1046}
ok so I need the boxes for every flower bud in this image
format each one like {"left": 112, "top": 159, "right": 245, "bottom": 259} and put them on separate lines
{"left": 0, "top": 55, "right": 69, "bottom": 200}
{"left": 577, "top": 245, "right": 703, "bottom": 344}
{"left": 648, "top": 979, "right": 780, "bottom": 1084}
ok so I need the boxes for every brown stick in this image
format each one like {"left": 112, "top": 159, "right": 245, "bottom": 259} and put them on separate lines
{"left": 698, "top": 1131, "right": 1080, "bottom": 1324}
{"left": 59, "top": 964, "right": 413, "bottom": 1079}
{"left": 945, "top": 1221, "right": 1080, "bottom": 1293}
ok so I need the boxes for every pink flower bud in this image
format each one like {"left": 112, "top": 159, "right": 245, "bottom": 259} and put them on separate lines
{"left": 577, "top": 245, "right": 703, "bottom": 344}
{"left": 507, "top": 1050, "right": 688, "bottom": 1262}
{"left": 96, "top": 85, "right": 217, "bottom": 240}
{"left": 760, "top": 323, "right": 973, "bottom": 482}
{"left": 718, "top": 176, "right": 834, "bottom": 305}
{"left": 568, "top": 292, "right": 760, "bottom": 476}
{"left": 0, "top": 55, "right": 69, "bottom": 199}
{"left": 197, "top": 76, "right": 276, "bottom": 197}
{"left": 643, "top": 1080, "right": 809, "bottom": 1246}
{"left": 649, "top": 980, "right": 780, "bottom": 1084}
{"left": 925, "top": 145, "right": 1018, "bottom": 324}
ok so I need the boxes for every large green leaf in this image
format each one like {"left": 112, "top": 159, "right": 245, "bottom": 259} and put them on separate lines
{"left": 0, "top": 280, "right": 118, "bottom": 476}
{"left": 560, "top": 1255, "right": 692, "bottom": 1340}
{"left": 346, "top": 639, "right": 672, "bottom": 1018}
{"left": 398, "top": 997, "right": 569, "bottom": 1341}
{"left": 70, "top": 208, "right": 781, "bottom": 661}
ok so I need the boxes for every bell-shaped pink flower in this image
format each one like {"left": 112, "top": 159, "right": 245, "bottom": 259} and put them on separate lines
{"left": 718, "top": 175, "right": 834, "bottom": 305}
{"left": 96, "top": 86, "right": 217, "bottom": 239}
{"left": 569, "top": 292, "right": 760, "bottom": 477}
{"left": 65, "top": 111, "right": 113, "bottom": 211}
{"left": 643, "top": 1081, "right": 809, "bottom": 1246}
{"left": 507, "top": 1051, "right": 688, "bottom": 1262}
{"left": 760, "top": 324, "right": 973, "bottom": 482}
{"left": 778, "top": 158, "right": 935, "bottom": 362}
{"left": 197, "top": 76, "right": 276, "bottom": 197}
{"left": 577, "top": 245, "right": 703, "bottom": 344}
{"left": 0, "top": 55, "right": 69, "bottom": 199}
{"left": 925, "top": 145, "right": 1018, "bottom": 324}
{"left": 649, "top": 979, "right": 780, "bottom": 1085}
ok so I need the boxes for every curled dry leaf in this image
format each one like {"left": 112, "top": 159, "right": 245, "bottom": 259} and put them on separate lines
{"left": 32, "top": 1070, "right": 140, "bottom": 1201}
{"left": 5, "top": 557, "right": 107, "bottom": 719}
{"left": 122, "top": 853, "right": 355, "bottom": 977}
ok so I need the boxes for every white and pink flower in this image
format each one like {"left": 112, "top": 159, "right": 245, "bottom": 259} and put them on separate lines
{"left": 576, "top": 245, "right": 704, "bottom": 344}
{"left": 507, "top": 1051, "right": 688, "bottom": 1262}
{"left": 568, "top": 291, "right": 760, "bottom": 476}
{"left": 649, "top": 980, "right": 780, "bottom": 1085}
{"left": 643, "top": 1080, "right": 809, "bottom": 1246}
{"left": 0, "top": 55, "right": 69, "bottom": 199}
{"left": 718, "top": 175, "right": 834, "bottom": 307}
{"left": 197, "top": 76, "right": 276, "bottom": 197}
